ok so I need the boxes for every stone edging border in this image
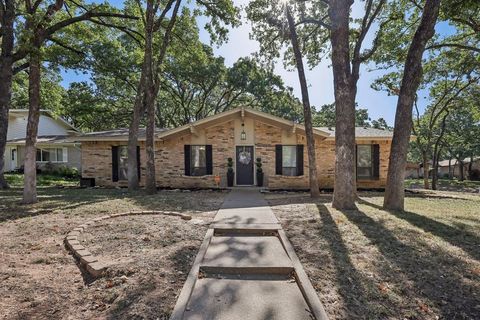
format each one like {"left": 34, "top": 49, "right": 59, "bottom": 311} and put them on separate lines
{"left": 64, "top": 210, "right": 192, "bottom": 278}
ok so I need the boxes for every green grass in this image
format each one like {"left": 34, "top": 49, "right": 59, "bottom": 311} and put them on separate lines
{"left": 5, "top": 173, "right": 79, "bottom": 187}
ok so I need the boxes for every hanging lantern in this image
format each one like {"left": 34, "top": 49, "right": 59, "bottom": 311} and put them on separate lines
{"left": 241, "top": 123, "right": 246, "bottom": 140}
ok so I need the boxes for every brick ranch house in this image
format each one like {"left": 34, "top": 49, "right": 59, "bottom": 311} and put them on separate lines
{"left": 74, "top": 107, "right": 393, "bottom": 189}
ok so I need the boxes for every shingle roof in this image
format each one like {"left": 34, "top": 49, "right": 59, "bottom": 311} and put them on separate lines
{"left": 7, "top": 135, "right": 75, "bottom": 144}
{"left": 438, "top": 157, "right": 480, "bottom": 167}
{"left": 79, "top": 128, "right": 169, "bottom": 139}
{"left": 315, "top": 127, "right": 394, "bottom": 138}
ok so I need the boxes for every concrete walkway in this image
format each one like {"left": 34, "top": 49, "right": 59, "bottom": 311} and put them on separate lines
{"left": 170, "top": 189, "right": 328, "bottom": 320}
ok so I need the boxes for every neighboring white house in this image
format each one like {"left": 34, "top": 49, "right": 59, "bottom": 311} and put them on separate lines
{"left": 438, "top": 157, "right": 480, "bottom": 179}
{"left": 3, "top": 109, "right": 82, "bottom": 172}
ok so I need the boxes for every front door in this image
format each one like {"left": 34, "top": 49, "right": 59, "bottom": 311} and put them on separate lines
{"left": 236, "top": 146, "right": 254, "bottom": 185}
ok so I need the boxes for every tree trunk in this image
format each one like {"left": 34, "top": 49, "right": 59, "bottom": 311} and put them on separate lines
{"left": 432, "top": 152, "right": 439, "bottom": 190}
{"left": 127, "top": 62, "right": 147, "bottom": 191}
{"left": 422, "top": 152, "right": 430, "bottom": 189}
{"left": 383, "top": 0, "right": 440, "bottom": 210}
{"left": 468, "top": 155, "right": 473, "bottom": 180}
{"left": 286, "top": 6, "right": 320, "bottom": 198}
{"left": 0, "top": 0, "right": 15, "bottom": 189}
{"left": 145, "top": 0, "right": 181, "bottom": 194}
{"left": 448, "top": 157, "right": 452, "bottom": 179}
{"left": 329, "top": 0, "right": 356, "bottom": 209}
{"left": 23, "top": 43, "right": 41, "bottom": 204}
{"left": 458, "top": 160, "right": 465, "bottom": 181}
{"left": 144, "top": 0, "right": 156, "bottom": 194}
{"left": 432, "top": 114, "right": 448, "bottom": 190}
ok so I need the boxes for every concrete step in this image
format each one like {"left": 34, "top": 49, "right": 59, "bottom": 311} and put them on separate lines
{"left": 182, "top": 276, "right": 314, "bottom": 320}
{"left": 213, "top": 207, "right": 279, "bottom": 225}
{"left": 201, "top": 236, "right": 292, "bottom": 270}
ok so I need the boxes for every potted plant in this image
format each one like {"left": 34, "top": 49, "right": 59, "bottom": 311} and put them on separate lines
{"left": 227, "top": 157, "right": 234, "bottom": 187}
{"left": 256, "top": 157, "right": 264, "bottom": 187}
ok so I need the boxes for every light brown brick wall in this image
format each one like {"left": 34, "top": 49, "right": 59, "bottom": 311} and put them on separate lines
{"left": 155, "top": 120, "right": 235, "bottom": 188}
{"left": 81, "top": 121, "right": 391, "bottom": 189}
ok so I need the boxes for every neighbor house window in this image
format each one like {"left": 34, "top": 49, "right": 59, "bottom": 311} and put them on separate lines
{"left": 356, "top": 144, "right": 380, "bottom": 180}
{"left": 111, "top": 146, "right": 140, "bottom": 182}
{"left": 184, "top": 145, "right": 213, "bottom": 176}
{"left": 275, "top": 144, "right": 304, "bottom": 176}
{"left": 36, "top": 148, "right": 66, "bottom": 163}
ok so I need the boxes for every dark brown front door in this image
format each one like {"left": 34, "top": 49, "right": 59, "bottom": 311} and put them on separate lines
{"left": 236, "top": 146, "right": 254, "bottom": 185}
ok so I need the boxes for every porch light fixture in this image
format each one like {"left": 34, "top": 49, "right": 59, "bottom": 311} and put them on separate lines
{"left": 241, "top": 123, "right": 246, "bottom": 140}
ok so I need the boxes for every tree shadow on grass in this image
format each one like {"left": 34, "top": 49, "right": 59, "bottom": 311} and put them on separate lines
{"left": 0, "top": 188, "right": 124, "bottom": 222}
{"left": 315, "top": 203, "right": 394, "bottom": 319}
{"left": 338, "top": 207, "right": 480, "bottom": 319}
{"left": 357, "top": 198, "right": 480, "bottom": 262}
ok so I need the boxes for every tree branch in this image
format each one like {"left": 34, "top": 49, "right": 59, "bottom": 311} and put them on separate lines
{"left": 13, "top": 62, "right": 29, "bottom": 75}
{"left": 47, "top": 35, "right": 84, "bottom": 55}
{"left": 295, "top": 18, "right": 331, "bottom": 30}
{"left": 426, "top": 43, "right": 480, "bottom": 53}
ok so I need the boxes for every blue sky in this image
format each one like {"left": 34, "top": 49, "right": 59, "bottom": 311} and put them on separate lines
{"left": 62, "top": 0, "right": 452, "bottom": 125}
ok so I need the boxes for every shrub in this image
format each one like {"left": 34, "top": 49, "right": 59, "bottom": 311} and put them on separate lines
{"left": 227, "top": 157, "right": 234, "bottom": 173}
{"left": 256, "top": 157, "right": 263, "bottom": 173}
{"left": 55, "top": 166, "right": 80, "bottom": 179}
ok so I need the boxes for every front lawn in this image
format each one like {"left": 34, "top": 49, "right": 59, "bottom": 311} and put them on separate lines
{"left": 0, "top": 187, "right": 226, "bottom": 319}
{"left": 5, "top": 173, "right": 79, "bottom": 187}
{"left": 406, "top": 178, "right": 480, "bottom": 193}
{"left": 267, "top": 191, "right": 480, "bottom": 320}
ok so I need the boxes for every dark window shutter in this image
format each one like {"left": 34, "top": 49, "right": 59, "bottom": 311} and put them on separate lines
{"left": 296, "top": 144, "right": 304, "bottom": 176}
{"left": 136, "top": 146, "right": 141, "bottom": 181}
{"left": 111, "top": 146, "right": 119, "bottom": 182}
{"left": 206, "top": 145, "right": 213, "bottom": 175}
{"left": 184, "top": 145, "right": 191, "bottom": 176}
{"left": 373, "top": 144, "right": 380, "bottom": 180}
{"left": 275, "top": 145, "right": 282, "bottom": 175}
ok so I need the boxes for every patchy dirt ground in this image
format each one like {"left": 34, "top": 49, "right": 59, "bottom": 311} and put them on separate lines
{"left": 266, "top": 190, "right": 480, "bottom": 320}
{"left": 0, "top": 187, "right": 226, "bottom": 320}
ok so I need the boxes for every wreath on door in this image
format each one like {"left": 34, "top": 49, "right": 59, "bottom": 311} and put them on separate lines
{"left": 238, "top": 150, "right": 251, "bottom": 165}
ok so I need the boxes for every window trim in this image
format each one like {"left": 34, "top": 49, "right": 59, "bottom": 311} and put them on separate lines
{"left": 184, "top": 144, "right": 213, "bottom": 177}
{"left": 190, "top": 145, "right": 208, "bottom": 177}
{"left": 281, "top": 145, "right": 298, "bottom": 177}
{"left": 356, "top": 144, "right": 380, "bottom": 181}
{"left": 275, "top": 144, "right": 304, "bottom": 177}
{"left": 111, "top": 145, "right": 141, "bottom": 182}
{"left": 117, "top": 145, "right": 128, "bottom": 181}
{"left": 36, "top": 147, "right": 67, "bottom": 163}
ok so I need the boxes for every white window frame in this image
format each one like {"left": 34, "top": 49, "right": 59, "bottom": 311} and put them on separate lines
{"left": 36, "top": 147, "right": 68, "bottom": 163}
{"left": 190, "top": 145, "right": 207, "bottom": 176}
{"left": 282, "top": 145, "right": 298, "bottom": 176}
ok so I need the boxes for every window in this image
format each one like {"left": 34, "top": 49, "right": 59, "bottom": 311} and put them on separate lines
{"left": 190, "top": 145, "right": 207, "bottom": 176}
{"left": 356, "top": 144, "right": 380, "bottom": 180}
{"left": 356, "top": 145, "right": 373, "bottom": 179}
{"left": 111, "top": 146, "right": 140, "bottom": 182}
{"left": 282, "top": 146, "right": 298, "bottom": 176}
{"left": 118, "top": 146, "right": 128, "bottom": 180}
{"left": 184, "top": 145, "right": 213, "bottom": 176}
{"left": 36, "top": 148, "right": 66, "bottom": 163}
{"left": 275, "top": 144, "right": 304, "bottom": 176}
